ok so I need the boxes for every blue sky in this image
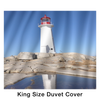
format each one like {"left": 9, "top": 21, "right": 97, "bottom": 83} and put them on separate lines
{"left": 4, "top": 11, "right": 96, "bottom": 57}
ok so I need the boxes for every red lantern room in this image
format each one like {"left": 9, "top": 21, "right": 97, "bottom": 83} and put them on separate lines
{"left": 41, "top": 15, "right": 51, "bottom": 25}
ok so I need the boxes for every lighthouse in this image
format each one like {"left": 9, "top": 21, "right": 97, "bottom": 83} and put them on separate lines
{"left": 38, "top": 15, "right": 55, "bottom": 53}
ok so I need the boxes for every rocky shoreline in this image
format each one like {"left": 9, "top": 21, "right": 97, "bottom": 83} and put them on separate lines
{"left": 4, "top": 52, "right": 96, "bottom": 87}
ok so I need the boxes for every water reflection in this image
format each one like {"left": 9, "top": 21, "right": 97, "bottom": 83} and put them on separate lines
{"left": 42, "top": 74, "right": 56, "bottom": 89}
{"left": 4, "top": 74, "right": 96, "bottom": 89}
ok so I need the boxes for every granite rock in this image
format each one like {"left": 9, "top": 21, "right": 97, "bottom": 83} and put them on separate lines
{"left": 58, "top": 57, "right": 66, "bottom": 62}
{"left": 6, "top": 70, "right": 10, "bottom": 73}
{"left": 43, "top": 64, "right": 57, "bottom": 67}
{"left": 56, "top": 62, "right": 65, "bottom": 68}
{"left": 17, "top": 52, "right": 36, "bottom": 59}
{"left": 10, "top": 68, "right": 22, "bottom": 73}
{"left": 37, "top": 53, "right": 50, "bottom": 59}
{"left": 49, "top": 53, "right": 55, "bottom": 57}
{"left": 20, "top": 66, "right": 33, "bottom": 73}
{"left": 4, "top": 56, "right": 15, "bottom": 60}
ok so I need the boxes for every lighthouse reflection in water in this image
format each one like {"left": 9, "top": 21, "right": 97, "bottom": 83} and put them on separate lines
{"left": 42, "top": 74, "right": 56, "bottom": 89}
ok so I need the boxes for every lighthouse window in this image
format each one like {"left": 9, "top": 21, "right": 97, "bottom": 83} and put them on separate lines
{"left": 43, "top": 19, "right": 49, "bottom": 21}
{"left": 51, "top": 48, "right": 53, "bottom": 50}
{"left": 46, "top": 19, "right": 49, "bottom": 22}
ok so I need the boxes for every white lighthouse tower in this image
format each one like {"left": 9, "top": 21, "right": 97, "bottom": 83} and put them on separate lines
{"left": 38, "top": 15, "right": 55, "bottom": 53}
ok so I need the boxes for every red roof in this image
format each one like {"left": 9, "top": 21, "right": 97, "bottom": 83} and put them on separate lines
{"left": 41, "top": 15, "right": 50, "bottom": 20}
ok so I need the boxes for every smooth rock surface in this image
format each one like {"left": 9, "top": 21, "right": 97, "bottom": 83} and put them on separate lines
{"left": 58, "top": 57, "right": 66, "bottom": 62}
{"left": 37, "top": 53, "right": 50, "bottom": 59}
{"left": 44, "top": 64, "right": 57, "bottom": 67}
{"left": 4, "top": 56, "right": 15, "bottom": 60}
{"left": 56, "top": 62, "right": 65, "bottom": 68}
{"left": 17, "top": 52, "right": 35, "bottom": 59}
{"left": 10, "top": 68, "right": 22, "bottom": 73}
{"left": 49, "top": 53, "right": 55, "bottom": 57}
{"left": 21, "top": 66, "right": 33, "bottom": 73}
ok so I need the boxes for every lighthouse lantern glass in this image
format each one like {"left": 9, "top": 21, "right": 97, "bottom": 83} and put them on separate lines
{"left": 41, "top": 18, "right": 50, "bottom": 24}
{"left": 42, "top": 18, "right": 49, "bottom": 22}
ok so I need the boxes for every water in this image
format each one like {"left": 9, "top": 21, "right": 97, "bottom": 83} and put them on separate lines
{"left": 5, "top": 74, "right": 96, "bottom": 89}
